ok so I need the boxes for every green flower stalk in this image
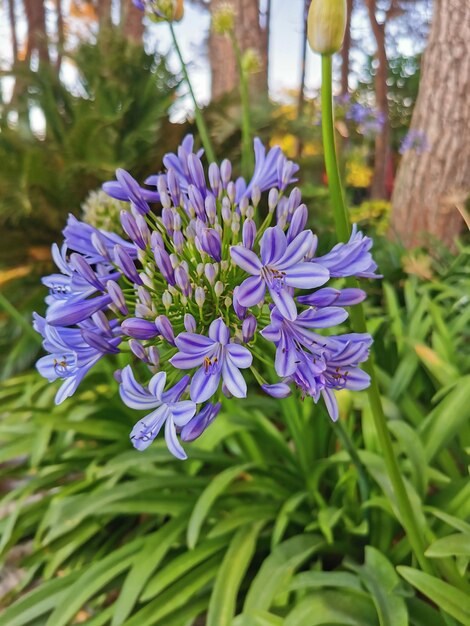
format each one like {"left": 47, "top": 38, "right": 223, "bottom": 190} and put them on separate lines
{"left": 310, "top": 0, "right": 433, "bottom": 576}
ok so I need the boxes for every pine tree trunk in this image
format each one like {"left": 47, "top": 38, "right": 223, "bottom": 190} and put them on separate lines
{"left": 23, "top": 0, "right": 49, "bottom": 65}
{"left": 7, "top": 0, "right": 18, "bottom": 65}
{"left": 56, "top": 0, "right": 65, "bottom": 73}
{"left": 122, "top": 0, "right": 145, "bottom": 42}
{"left": 366, "top": 0, "right": 390, "bottom": 200}
{"left": 209, "top": 0, "right": 268, "bottom": 100}
{"left": 97, "top": 0, "right": 113, "bottom": 30}
{"left": 391, "top": 0, "right": 470, "bottom": 248}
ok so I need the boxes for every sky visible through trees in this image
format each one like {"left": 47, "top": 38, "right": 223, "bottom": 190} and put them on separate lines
{"left": 0, "top": 0, "right": 431, "bottom": 124}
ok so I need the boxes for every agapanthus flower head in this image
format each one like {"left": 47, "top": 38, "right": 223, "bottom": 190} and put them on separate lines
{"left": 34, "top": 136, "right": 378, "bottom": 459}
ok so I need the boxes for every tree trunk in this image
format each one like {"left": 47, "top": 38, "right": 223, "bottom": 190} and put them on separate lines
{"left": 341, "top": 0, "right": 353, "bottom": 95}
{"left": 391, "top": 0, "right": 470, "bottom": 248}
{"left": 366, "top": 0, "right": 390, "bottom": 200}
{"left": 97, "top": 0, "right": 113, "bottom": 30}
{"left": 7, "top": 0, "right": 19, "bottom": 65}
{"left": 23, "top": 0, "right": 50, "bottom": 66}
{"left": 122, "top": 0, "right": 145, "bottom": 42}
{"left": 209, "top": 0, "right": 268, "bottom": 100}
{"left": 56, "top": 0, "right": 65, "bottom": 73}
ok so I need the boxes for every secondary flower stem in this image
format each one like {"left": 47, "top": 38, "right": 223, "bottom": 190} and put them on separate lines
{"left": 0, "top": 292, "right": 42, "bottom": 344}
{"left": 230, "top": 33, "right": 254, "bottom": 180}
{"left": 169, "top": 23, "right": 217, "bottom": 165}
{"left": 331, "top": 418, "right": 370, "bottom": 509}
{"left": 320, "top": 53, "right": 432, "bottom": 576}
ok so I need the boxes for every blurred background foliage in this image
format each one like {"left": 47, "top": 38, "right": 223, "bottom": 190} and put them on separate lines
{"left": 0, "top": 0, "right": 469, "bottom": 624}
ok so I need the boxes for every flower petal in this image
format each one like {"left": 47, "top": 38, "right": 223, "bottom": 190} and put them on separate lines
{"left": 275, "top": 333, "right": 298, "bottom": 377}
{"left": 237, "top": 275, "right": 266, "bottom": 307}
{"left": 165, "top": 417, "right": 188, "bottom": 460}
{"left": 230, "top": 245, "right": 262, "bottom": 275}
{"left": 321, "top": 388, "right": 339, "bottom": 422}
{"left": 284, "top": 262, "right": 330, "bottom": 289}
{"left": 275, "top": 230, "right": 315, "bottom": 269}
{"left": 261, "top": 383, "right": 292, "bottom": 398}
{"left": 208, "top": 318, "right": 230, "bottom": 344}
{"left": 297, "top": 306, "right": 348, "bottom": 328}
{"left": 130, "top": 405, "right": 169, "bottom": 451}
{"left": 175, "top": 332, "right": 214, "bottom": 353}
{"left": 260, "top": 323, "right": 281, "bottom": 343}
{"left": 222, "top": 357, "right": 247, "bottom": 398}
{"left": 148, "top": 371, "right": 167, "bottom": 400}
{"left": 190, "top": 366, "right": 221, "bottom": 403}
{"left": 260, "top": 226, "right": 287, "bottom": 265}
{"left": 170, "top": 351, "right": 208, "bottom": 369}
{"left": 171, "top": 401, "right": 197, "bottom": 427}
{"left": 226, "top": 343, "right": 253, "bottom": 368}
{"left": 269, "top": 287, "right": 297, "bottom": 321}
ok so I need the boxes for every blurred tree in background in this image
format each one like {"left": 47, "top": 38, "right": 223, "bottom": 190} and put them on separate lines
{"left": 391, "top": 0, "right": 470, "bottom": 247}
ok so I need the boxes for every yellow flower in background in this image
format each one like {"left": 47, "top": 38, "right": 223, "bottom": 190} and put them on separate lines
{"left": 346, "top": 161, "right": 373, "bottom": 188}
{"left": 270, "top": 134, "right": 298, "bottom": 159}
{"left": 350, "top": 200, "right": 391, "bottom": 236}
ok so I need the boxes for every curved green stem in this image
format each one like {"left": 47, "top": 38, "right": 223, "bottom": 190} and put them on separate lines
{"left": 169, "top": 23, "right": 216, "bottom": 164}
{"left": 331, "top": 418, "right": 370, "bottom": 512}
{"left": 230, "top": 33, "right": 254, "bottom": 179}
{"left": 320, "top": 54, "right": 432, "bottom": 575}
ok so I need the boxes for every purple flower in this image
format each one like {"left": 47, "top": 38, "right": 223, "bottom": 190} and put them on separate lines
{"left": 261, "top": 383, "right": 291, "bottom": 398}
{"left": 170, "top": 318, "right": 252, "bottom": 403}
{"left": 121, "top": 318, "right": 159, "bottom": 340}
{"left": 46, "top": 293, "right": 112, "bottom": 327}
{"left": 230, "top": 227, "right": 329, "bottom": 321}
{"left": 291, "top": 334, "right": 372, "bottom": 420}
{"left": 399, "top": 129, "right": 429, "bottom": 155}
{"left": 103, "top": 169, "right": 158, "bottom": 214}
{"left": 312, "top": 225, "right": 380, "bottom": 279}
{"left": 180, "top": 402, "right": 221, "bottom": 442}
{"left": 34, "top": 314, "right": 120, "bottom": 405}
{"left": 261, "top": 306, "right": 347, "bottom": 377}
{"left": 63, "top": 214, "right": 136, "bottom": 262}
{"left": 237, "top": 138, "right": 299, "bottom": 200}
{"left": 119, "top": 366, "right": 196, "bottom": 459}
{"left": 297, "top": 287, "right": 366, "bottom": 308}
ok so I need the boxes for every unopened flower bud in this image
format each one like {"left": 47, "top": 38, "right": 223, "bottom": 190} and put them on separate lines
{"left": 251, "top": 186, "right": 261, "bottom": 208}
{"left": 148, "top": 346, "right": 160, "bottom": 368}
{"left": 242, "top": 314, "right": 257, "bottom": 343}
{"left": 227, "top": 181, "right": 236, "bottom": 204}
{"left": 129, "top": 339, "right": 149, "bottom": 362}
{"left": 162, "top": 290, "right": 173, "bottom": 309}
{"left": 209, "top": 163, "right": 221, "bottom": 195}
{"left": 195, "top": 286, "right": 206, "bottom": 308}
{"left": 184, "top": 313, "right": 197, "bottom": 333}
{"left": 239, "top": 196, "right": 249, "bottom": 217}
{"left": 214, "top": 281, "right": 224, "bottom": 297}
{"left": 220, "top": 159, "right": 232, "bottom": 187}
{"left": 268, "top": 188, "right": 279, "bottom": 212}
{"left": 307, "top": 0, "right": 346, "bottom": 55}
{"left": 155, "top": 314, "right": 175, "bottom": 345}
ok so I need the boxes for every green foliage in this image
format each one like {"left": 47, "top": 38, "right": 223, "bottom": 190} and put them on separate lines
{"left": 0, "top": 29, "right": 179, "bottom": 241}
{"left": 0, "top": 248, "right": 469, "bottom": 624}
